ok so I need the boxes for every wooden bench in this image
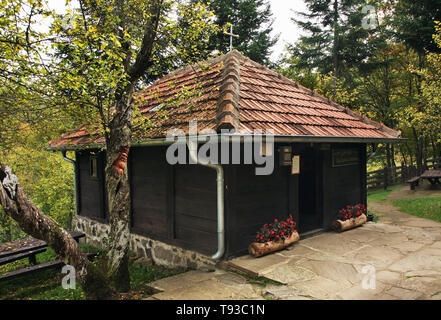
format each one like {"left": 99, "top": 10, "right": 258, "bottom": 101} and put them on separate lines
{"left": 406, "top": 176, "right": 421, "bottom": 190}
{"left": 0, "top": 253, "right": 97, "bottom": 281}
{"left": 0, "top": 231, "right": 85, "bottom": 259}
{"left": 0, "top": 247, "right": 47, "bottom": 266}
{"left": 0, "top": 231, "right": 95, "bottom": 282}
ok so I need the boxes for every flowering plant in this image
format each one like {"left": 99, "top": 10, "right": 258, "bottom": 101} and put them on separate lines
{"left": 254, "top": 214, "right": 297, "bottom": 243}
{"left": 337, "top": 204, "right": 367, "bottom": 221}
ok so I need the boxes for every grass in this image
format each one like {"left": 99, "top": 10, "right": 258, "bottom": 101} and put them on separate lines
{"left": 0, "top": 244, "right": 183, "bottom": 300}
{"left": 392, "top": 196, "right": 441, "bottom": 224}
{"left": 367, "top": 185, "right": 402, "bottom": 203}
{"left": 239, "top": 272, "right": 283, "bottom": 287}
{"left": 366, "top": 185, "right": 403, "bottom": 223}
{"left": 368, "top": 182, "right": 441, "bottom": 224}
{"left": 366, "top": 210, "right": 380, "bottom": 223}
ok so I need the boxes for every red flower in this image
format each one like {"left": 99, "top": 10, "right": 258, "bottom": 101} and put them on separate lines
{"left": 255, "top": 215, "right": 298, "bottom": 243}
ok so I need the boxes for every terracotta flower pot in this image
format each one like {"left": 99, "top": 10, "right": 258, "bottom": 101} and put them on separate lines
{"left": 248, "top": 231, "right": 300, "bottom": 258}
{"left": 332, "top": 214, "right": 367, "bottom": 233}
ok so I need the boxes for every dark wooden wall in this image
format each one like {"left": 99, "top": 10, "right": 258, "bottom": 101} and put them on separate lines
{"left": 76, "top": 142, "right": 367, "bottom": 259}
{"left": 129, "top": 146, "right": 218, "bottom": 255}
{"left": 129, "top": 147, "right": 169, "bottom": 238}
{"left": 173, "top": 164, "right": 217, "bottom": 254}
{"left": 224, "top": 142, "right": 366, "bottom": 258}
{"left": 77, "top": 146, "right": 219, "bottom": 256}
{"left": 76, "top": 150, "right": 107, "bottom": 221}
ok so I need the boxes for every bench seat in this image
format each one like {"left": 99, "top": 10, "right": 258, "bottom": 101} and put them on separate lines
{"left": 0, "top": 247, "right": 47, "bottom": 266}
{"left": 0, "top": 253, "right": 97, "bottom": 281}
{"left": 406, "top": 176, "right": 420, "bottom": 190}
{"left": 0, "top": 232, "right": 93, "bottom": 282}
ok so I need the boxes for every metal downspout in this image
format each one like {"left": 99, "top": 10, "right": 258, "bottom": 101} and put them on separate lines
{"left": 187, "top": 139, "right": 225, "bottom": 260}
{"left": 62, "top": 151, "right": 78, "bottom": 229}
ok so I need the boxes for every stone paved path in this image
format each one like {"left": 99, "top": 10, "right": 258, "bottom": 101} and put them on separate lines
{"left": 148, "top": 190, "right": 441, "bottom": 300}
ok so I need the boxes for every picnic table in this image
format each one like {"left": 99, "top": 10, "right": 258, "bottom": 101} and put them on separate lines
{"left": 421, "top": 169, "right": 441, "bottom": 186}
{"left": 0, "top": 231, "right": 94, "bottom": 281}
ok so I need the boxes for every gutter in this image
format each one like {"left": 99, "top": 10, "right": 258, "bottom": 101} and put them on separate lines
{"left": 45, "top": 134, "right": 406, "bottom": 152}
{"left": 187, "top": 138, "right": 225, "bottom": 261}
{"left": 61, "top": 151, "right": 79, "bottom": 230}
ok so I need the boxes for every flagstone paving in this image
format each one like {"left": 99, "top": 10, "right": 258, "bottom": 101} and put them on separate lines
{"left": 147, "top": 189, "right": 441, "bottom": 300}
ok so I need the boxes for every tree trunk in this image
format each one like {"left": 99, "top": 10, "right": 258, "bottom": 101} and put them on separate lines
{"left": 101, "top": 0, "right": 162, "bottom": 292}
{"left": 412, "top": 127, "right": 424, "bottom": 175}
{"left": 417, "top": 139, "right": 424, "bottom": 174}
{"left": 386, "top": 143, "right": 392, "bottom": 171}
{"left": 0, "top": 162, "right": 113, "bottom": 299}
{"left": 105, "top": 90, "right": 134, "bottom": 293}
{"left": 332, "top": 0, "right": 340, "bottom": 97}
{"left": 405, "top": 141, "right": 414, "bottom": 166}
{"left": 391, "top": 144, "right": 396, "bottom": 168}
{"left": 399, "top": 144, "right": 408, "bottom": 166}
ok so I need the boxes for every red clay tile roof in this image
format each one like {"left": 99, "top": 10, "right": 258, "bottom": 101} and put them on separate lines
{"left": 48, "top": 50, "right": 401, "bottom": 149}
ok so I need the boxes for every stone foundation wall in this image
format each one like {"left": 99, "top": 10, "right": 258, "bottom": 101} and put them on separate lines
{"left": 73, "top": 215, "right": 215, "bottom": 271}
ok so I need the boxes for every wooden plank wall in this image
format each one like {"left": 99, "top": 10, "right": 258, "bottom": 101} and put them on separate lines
{"left": 78, "top": 147, "right": 219, "bottom": 255}
{"left": 129, "top": 146, "right": 218, "bottom": 255}
{"left": 173, "top": 164, "right": 217, "bottom": 254}
{"left": 130, "top": 147, "right": 169, "bottom": 238}
{"left": 76, "top": 143, "right": 367, "bottom": 258}
{"left": 76, "top": 151, "right": 106, "bottom": 220}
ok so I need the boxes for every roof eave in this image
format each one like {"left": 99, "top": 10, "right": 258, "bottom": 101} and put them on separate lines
{"left": 272, "top": 135, "right": 405, "bottom": 144}
{"left": 45, "top": 134, "right": 405, "bottom": 151}
{"left": 44, "top": 143, "right": 106, "bottom": 152}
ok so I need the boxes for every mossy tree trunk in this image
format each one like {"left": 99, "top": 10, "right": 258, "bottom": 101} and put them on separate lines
{"left": 105, "top": 88, "right": 134, "bottom": 293}
{"left": 101, "top": 1, "right": 163, "bottom": 292}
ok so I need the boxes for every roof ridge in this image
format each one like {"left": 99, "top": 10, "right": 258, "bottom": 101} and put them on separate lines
{"left": 238, "top": 55, "right": 401, "bottom": 138}
{"left": 215, "top": 50, "right": 241, "bottom": 132}
{"left": 153, "top": 52, "right": 230, "bottom": 84}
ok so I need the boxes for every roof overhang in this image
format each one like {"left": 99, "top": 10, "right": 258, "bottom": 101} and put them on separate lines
{"left": 44, "top": 134, "right": 405, "bottom": 152}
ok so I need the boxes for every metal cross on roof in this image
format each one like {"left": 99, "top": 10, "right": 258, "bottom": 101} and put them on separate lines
{"left": 225, "top": 24, "right": 239, "bottom": 52}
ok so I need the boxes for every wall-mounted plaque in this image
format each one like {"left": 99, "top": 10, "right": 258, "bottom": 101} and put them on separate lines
{"left": 291, "top": 155, "right": 300, "bottom": 175}
{"left": 332, "top": 148, "right": 360, "bottom": 167}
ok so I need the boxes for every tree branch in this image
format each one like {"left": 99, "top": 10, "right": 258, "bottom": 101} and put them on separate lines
{"left": 127, "top": 0, "right": 163, "bottom": 84}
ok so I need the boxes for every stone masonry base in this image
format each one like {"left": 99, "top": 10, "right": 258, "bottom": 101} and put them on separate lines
{"left": 73, "top": 215, "right": 215, "bottom": 271}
